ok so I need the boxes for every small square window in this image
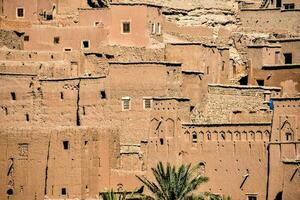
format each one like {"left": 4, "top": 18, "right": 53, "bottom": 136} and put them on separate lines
{"left": 82, "top": 40, "right": 90, "bottom": 49}
{"left": 11, "top": 92, "right": 16, "bottom": 100}
{"left": 247, "top": 195, "right": 257, "bottom": 200}
{"left": 151, "top": 23, "right": 156, "bottom": 34}
{"left": 61, "top": 188, "right": 67, "bottom": 195}
{"left": 24, "top": 35, "right": 29, "bottom": 41}
{"left": 63, "top": 141, "right": 69, "bottom": 150}
{"left": 143, "top": 99, "right": 152, "bottom": 109}
{"left": 54, "top": 37, "right": 60, "bottom": 44}
{"left": 100, "top": 90, "right": 106, "bottom": 99}
{"left": 284, "top": 3, "right": 295, "bottom": 10}
{"left": 256, "top": 79, "right": 264, "bottom": 86}
{"left": 122, "top": 22, "right": 130, "bottom": 33}
{"left": 16, "top": 8, "right": 24, "bottom": 18}
{"left": 94, "top": 21, "right": 101, "bottom": 27}
{"left": 122, "top": 97, "right": 131, "bottom": 111}
{"left": 284, "top": 53, "right": 292, "bottom": 64}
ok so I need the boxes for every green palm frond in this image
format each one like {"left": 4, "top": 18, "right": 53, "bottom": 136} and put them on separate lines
{"left": 136, "top": 162, "right": 209, "bottom": 200}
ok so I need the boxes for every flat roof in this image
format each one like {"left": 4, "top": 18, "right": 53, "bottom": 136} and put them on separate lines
{"left": 79, "top": 2, "right": 162, "bottom": 10}
{"left": 271, "top": 97, "right": 300, "bottom": 101}
{"left": 39, "top": 75, "right": 106, "bottom": 82}
{"left": 108, "top": 61, "right": 182, "bottom": 66}
{"left": 208, "top": 84, "right": 281, "bottom": 90}
{"left": 262, "top": 63, "right": 300, "bottom": 70}
{"left": 247, "top": 44, "right": 281, "bottom": 48}
{"left": 167, "top": 42, "right": 218, "bottom": 48}
{"left": 268, "top": 37, "right": 300, "bottom": 43}
{"left": 0, "top": 72, "right": 37, "bottom": 77}
{"left": 182, "top": 122, "right": 271, "bottom": 127}
{"left": 152, "top": 97, "right": 190, "bottom": 101}
{"left": 182, "top": 70, "right": 204, "bottom": 75}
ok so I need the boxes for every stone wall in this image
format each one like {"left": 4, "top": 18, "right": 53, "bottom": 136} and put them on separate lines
{"left": 0, "top": 29, "right": 23, "bottom": 50}
{"left": 192, "top": 84, "right": 281, "bottom": 124}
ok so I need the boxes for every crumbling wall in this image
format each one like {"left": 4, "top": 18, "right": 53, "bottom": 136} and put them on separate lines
{"left": 0, "top": 30, "right": 23, "bottom": 50}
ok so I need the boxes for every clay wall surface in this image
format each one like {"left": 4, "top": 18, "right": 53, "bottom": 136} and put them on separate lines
{"left": 2, "top": 0, "right": 39, "bottom": 21}
{"left": 109, "top": 5, "right": 161, "bottom": 47}
{"left": 253, "top": 66, "right": 300, "bottom": 96}
{"left": 192, "top": 84, "right": 280, "bottom": 124}
{"left": 0, "top": 74, "right": 38, "bottom": 127}
{"left": 22, "top": 25, "right": 109, "bottom": 51}
{"left": 267, "top": 98, "right": 300, "bottom": 200}
{"left": 281, "top": 161, "right": 300, "bottom": 200}
{"left": 239, "top": 9, "right": 300, "bottom": 34}
{"left": 268, "top": 39, "right": 300, "bottom": 64}
{"left": 106, "top": 62, "right": 182, "bottom": 143}
{"left": 165, "top": 43, "right": 230, "bottom": 84}
{"left": 145, "top": 123, "right": 271, "bottom": 200}
{"left": 0, "top": 127, "right": 119, "bottom": 200}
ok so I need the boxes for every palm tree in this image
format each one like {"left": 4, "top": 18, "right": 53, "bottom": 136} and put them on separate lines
{"left": 101, "top": 190, "right": 126, "bottom": 200}
{"left": 136, "top": 162, "right": 209, "bottom": 200}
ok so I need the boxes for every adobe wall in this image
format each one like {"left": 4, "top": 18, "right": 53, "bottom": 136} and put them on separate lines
{"left": 2, "top": 0, "right": 39, "bottom": 21}
{"left": 253, "top": 66, "right": 300, "bottom": 96}
{"left": 268, "top": 39, "right": 300, "bottom": 64}
{"left": 192, "top": 84, "right": 280, "bottom": 124}
{"left": 22, "top": 25, "right": 109, "bottom": 51}
{"left": 267, "top": 98, "right": 300, "bottom": 200}
{"left": 165, "top": 43, "right": 231, "bottom": 84}
{"left": 239, "top": 9, "right": 300, "bottom": 34}
{"left": 0, "top": 127, "right": 119, "bottom": 200}
{"left": 144, "top": 123, "right": 271, "bottom": 200}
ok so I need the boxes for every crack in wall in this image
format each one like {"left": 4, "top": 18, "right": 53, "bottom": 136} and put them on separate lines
{"left": 76, "top": 80, "right": 81, "bottom": 126}
{"left": 44, "top": 140, "right": 51, "bottom": 195}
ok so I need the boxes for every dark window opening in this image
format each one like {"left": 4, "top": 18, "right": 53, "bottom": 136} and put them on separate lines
{"left": 192, "top": 133, "right": 197, "bottom": 143}
{"left": 276, "top": 0, "right": 282, "bottom": 8}
{"left": 144, "top": 99, "right": 151, "bottom": 109}
{"left": 24, "top": 35, "right": 29, "bottom": 41}
{"left": 64, "top": 48, "right": 72, "bottom": 52}
{"left": 122, "top": 98, "right": 130, "bottom": 110}
{"left": 239, "top": 76, "right": 248, "bottom": 85}
{"left": 82, "top": 40, "right": 89, "bottom": 49}
{"left": 160, "top": 138, "right": 164, "bottom": 145}
{"left": 63, "top": 141, "right": 69, "bottom": 150}
{"left": 221, "top": 61, "right": 225, "bottom": 71}
{"left": 275, "top": 51, "right": 280, "bottom": 64}
{"left": 83, "top": 106, "right": 86, "bottom": 115}
{"left": 60, "top": 92, "right": 64, "bottom": 100}
{"left": 17, "top": 8, "right": 24, "bottom": 18}
{"left": 54, "top": 37, "right": 60, "bottom": 44}
{"left": 46, "top": 14, "right": 53, "bottom": 20}
{"left": 25, "top": 113, "right": 29, "bottom": 122}
{"left": 247, "top": 195, "right": 257, "bottom": 200}
{"left": 122, "top": 22, "right": 130, "bottom": 33}
{"left": 284, "top": 3, "right": 295, "bottom": 10}
{"left": 190, "top": 106, "right": 195, "bottom": 112}
{"left": 284, "top": 53, "right": 292, "bottom": 64}
{"left": 11, "top": 92, "right": 16, "bottom": 100}
{"left": 256, "top": 79, "right": 265, "bottom": 86}
{"left": 275, "top": 191, "right": 282, "bottom": 200}
{"left": 7, "top": 188, "right": 14, "bottom": 196}
{"left": 100, "top": 90, "right": 106, "bottom": 99}
{"left": 61, "top": 188, "right": 66, "bottom": 195}
{"left": 220, "top": 133, "right": 226, "bottom": 140}
{"left": 84, "top": 141, "right": 88, "bottom": 145}
{"left": 206, "top": 66, "right": 209, "bottom": 74}
{"left": 233, "top": 65, "right": 236, "bottom": 75}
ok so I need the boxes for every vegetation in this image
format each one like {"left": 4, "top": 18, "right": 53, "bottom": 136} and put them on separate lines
{"left": 136, "top": 162, "right": 209, "bottom": 200}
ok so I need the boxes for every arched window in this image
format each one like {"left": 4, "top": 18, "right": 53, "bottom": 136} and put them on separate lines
{"left": 234, "top": 131, "right": 241, "bottom": 141}
{"left": 192, "top": 132, "right": 197, "bottom": 143}
{"left": 249, "top": 131, "right": 255, "bottom": 141}
{"left": 206, "top": 131, "right": 211, "bottom": 141}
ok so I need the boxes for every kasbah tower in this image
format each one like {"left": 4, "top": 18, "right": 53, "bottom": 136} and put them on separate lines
{"left": 0, "top": 0, "right": 299, "bottom": 200}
